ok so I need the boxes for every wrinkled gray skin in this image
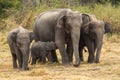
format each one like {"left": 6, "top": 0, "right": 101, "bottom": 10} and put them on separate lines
{"left": 33, "top": 9, "right": 82, "bottom": 66}
{"left": 79, "top": 14, "right": 112, "bottom": 63}
{"left": 31, "top": 41, "right": 57, "bottom": 65}
{"left": 7, "top": 26, "right": 34, "bottom": 70}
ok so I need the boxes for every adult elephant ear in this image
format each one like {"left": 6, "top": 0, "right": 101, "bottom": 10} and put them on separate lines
{"left": 82, "top": 13, "right": 91, "bottom": 26}
{"left": 56, "top": 11, "right": 67, "bottom": 28}
{"left": 104, "top": 22, "right": 112, "bottom": 33}
{"left": 56, "top": 9, "right": 71, "bottom": 29}
{"left": 29, "top": 32, "right": 34, "bottom": 43}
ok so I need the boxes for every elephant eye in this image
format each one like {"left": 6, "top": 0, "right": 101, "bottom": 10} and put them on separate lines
{"left": 17, "top": 42, "right": 24, "bottom": 48}
{"left": 17, "top": 42, "right": 21, "bottom": 47}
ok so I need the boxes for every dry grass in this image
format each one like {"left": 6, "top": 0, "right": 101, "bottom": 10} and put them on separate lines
{"left": 0, "top": 33, "right": 120, "bottom": 80}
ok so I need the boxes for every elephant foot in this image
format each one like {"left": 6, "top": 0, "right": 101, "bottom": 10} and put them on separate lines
{"left": 21, "top": 67, "right": 29, "bottom": 71}
{"left": 73, "top": 62, "right": 80, "bottom": 67}
{"left": 73, "top": 64, "right": 80, "bottom": 67}
{"left": 62, "top": 63, "right": 70, "bottom": 67}
{"left": 13, "top": 67, "right": 18, "bottom": 69}
{"left": 13, "top": 65, "right": 18, "bottom": 69}
{"left": 88, "top": 57, "right": 95, "bottom": 63}
{"left": 95, "top": 60, "right": 100, "bottom": 63}
{"left": 80, "top": 58, "right": 84, "bottom": 62}
{"left": 62, "top": 62, "right": 70, "bottom": 67}
{"left": 53, "top": 60, "right": 59, "bottom": 63}
{"left": 31, "top": 63, "right": 36, "bottom": 65}
{"left": 88, "top": 60, "right": 94, "bottom": 63}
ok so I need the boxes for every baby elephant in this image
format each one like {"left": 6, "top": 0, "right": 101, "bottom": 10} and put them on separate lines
{"left": 31, "top": 41, "right": 57, "bottom": 65}
{"left": 7, "top": 26, "right": 34, "bottom": 70}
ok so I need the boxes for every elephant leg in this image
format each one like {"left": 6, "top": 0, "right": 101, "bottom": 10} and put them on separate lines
{"left": 38, "top": 56, "right": 42, "bottom": 62}
{"left": 79, "top": 46, "right": 84, "bottom": 61}
{"left": 11, "top": 53, "right": 18, "bottom": 68}
{"left": 14, "top": 47, "right": 23, "bottom": 68}
{"left": 9, "top": 45, "right": 18, "bottom": 68}
{"left": 51, "top": 50, "right": 58, "bottom": 62}
{"left": 87, "top": 45, "right": 95, "bottom": 63}
{"left": 66, "top": 42, "right": 73, "bottom": 63}
{"left": 31, "top": 56, "right": 37, "bottom": 65}
{"left": 16, "top": 52, "right": 23, "bottom": 68}
{"left": 85, "top": 39, "right": 94, "bottom": 63}
{"left": 41, "top": 57, "right": 46, "bottom": 64}
{"left": 55, "top": 30, "right": 69, "bottom": 66}
{"left": 46, "top": 52, "right": 53, "bottom": 63}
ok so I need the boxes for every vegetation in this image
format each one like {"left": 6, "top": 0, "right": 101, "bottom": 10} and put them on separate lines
{"left": 0, "top": 0, "right": 120, "bottom": 33}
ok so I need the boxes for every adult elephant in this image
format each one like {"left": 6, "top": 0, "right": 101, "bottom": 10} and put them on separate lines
{"left": 7, "top": 26, "right": 34, "bottom": 70}
{"left": 33, "top": 9, "right": 83, "bottom": 66}
{"left": 79, "top": 13, "right": 112, "bottom": 63}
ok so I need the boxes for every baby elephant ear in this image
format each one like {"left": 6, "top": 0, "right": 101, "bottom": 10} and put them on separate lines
{"left": 84, "top": 22, "right": 91, "bottom": 34}
{"left": 11, "top": 32, "right": 17, "bottom": 43}
{"left": 29, "top": 32, "right": 34, "bottom": 43}
{"left": 45, "top": 42, "right": 56, "bottom": 51}
{"left": 104, "top": 22, "right": 112, "bottom": 33}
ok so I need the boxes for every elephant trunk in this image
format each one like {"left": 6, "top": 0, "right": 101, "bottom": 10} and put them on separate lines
{"left": 21, "top": 47, "right": 30, "bottom": 70}
{"left": 71, "top": 27, "right": 80, "bottom": 67}
{"left": 95, "top": 35, "right": 103, "bottom": 63}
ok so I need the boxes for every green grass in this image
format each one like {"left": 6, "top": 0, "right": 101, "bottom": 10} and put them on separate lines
{"left": 0, "top": 3, "right": 120, "bottom": 33}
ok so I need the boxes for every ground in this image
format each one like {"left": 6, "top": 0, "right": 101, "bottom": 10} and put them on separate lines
{"left": 0, "top": 32, "right": 120, "bottom": 80}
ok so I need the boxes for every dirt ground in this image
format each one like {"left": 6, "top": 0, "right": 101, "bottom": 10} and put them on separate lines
{"left": 0, "top": 33, "right": 120, "bottom": 80}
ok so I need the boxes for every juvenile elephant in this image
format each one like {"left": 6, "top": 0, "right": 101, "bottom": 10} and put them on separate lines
{"left": 7, "top": 26, "right": 34, "bottom": 70}
{"left": 79, "top": 14, "right": 112, "bottom": 63}
{"left": 33, "top": 9, "right": 83, "bottom": 66}
{"left": 31, "top": 41, "right": 57, "bottom": 65}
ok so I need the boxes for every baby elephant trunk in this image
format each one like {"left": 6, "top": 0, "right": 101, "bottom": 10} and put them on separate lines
{"left": 21, "top": 47, "right": 30, "bottom": 70}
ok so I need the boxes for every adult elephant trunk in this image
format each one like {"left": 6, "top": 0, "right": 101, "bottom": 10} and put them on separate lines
{"left": 71, "top": 26, "right": 80, "bottom": 67}
{"left": 21, "top": 47, "right": 30, "bottom": 70}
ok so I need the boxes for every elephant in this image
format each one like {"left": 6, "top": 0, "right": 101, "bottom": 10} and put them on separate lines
{"left": 33, "top": 9, "right": 83, "bottom": 67}
{"left": 30, "top": 41, "right": 57, "bottom": 65}
{"left": 7, "top": 26, "right": 34, "bottom": 70}
{"left": 79, "top": 13, "right": 112, "bottom": 63}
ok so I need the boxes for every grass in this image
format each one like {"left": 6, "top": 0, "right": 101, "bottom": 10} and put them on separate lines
{"left": 0, "top": 32, "right": 120, "bottom": 80}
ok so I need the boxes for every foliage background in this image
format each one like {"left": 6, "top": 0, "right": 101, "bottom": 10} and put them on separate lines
{"left": 0, "top": 0, "right": 120, "bottom": 33}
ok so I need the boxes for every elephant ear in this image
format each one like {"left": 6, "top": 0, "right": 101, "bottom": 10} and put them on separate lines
{"left": 82, "top": 13, "right": 91, "bottom": 26}
{"left": 56, "top": 10, "right": 68, "bottom": 29}
{"left": 11, "top": 32, "right": 18, "bottom": 43}
{"left": 84, "top": 22, "right": 91, "bottom": 34}
{"left": 45, "top": 41, "right": 56, "bottom": 51}
{"left": 104, "top": 22, "right": 112, "bottom": 33}
{"left": 29, "top": 32, "right": 34, "bottom": 43}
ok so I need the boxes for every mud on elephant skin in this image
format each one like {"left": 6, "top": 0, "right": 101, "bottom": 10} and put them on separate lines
{"left": 79, "top": 13, "right": 112, "bottom": 63}
{"left": 33, "top": 9, "right": 83, "bottom": 67}
{"left": 7, "top": 26, "right": 34, "bottom": 70}
{"left": 30, "top": 41, "right": 57, "bottom": 65}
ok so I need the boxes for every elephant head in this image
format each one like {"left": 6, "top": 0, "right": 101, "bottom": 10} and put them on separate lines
{"left": 45, "top": 41, "right": 56, "bottom": 51}
{"left": 56, "top": 10, "right": 83, "bottom": 66}
{"left": 104, "top": 22, "right": 112, "bottom": 33}
{"left": 11, "top": 26, "right": 34, "bottom": 70}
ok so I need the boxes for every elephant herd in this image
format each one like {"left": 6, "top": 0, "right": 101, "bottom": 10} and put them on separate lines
{"left": 7, "top": 9, "right": 112, "bottom": 70}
